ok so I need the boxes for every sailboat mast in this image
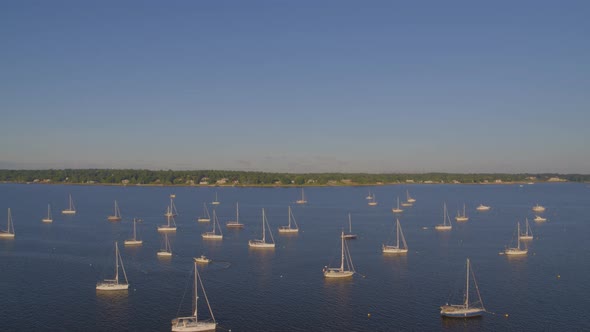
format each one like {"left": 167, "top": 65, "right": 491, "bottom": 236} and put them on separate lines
{"left": 348, "top": 213, "right": 352, "bottom": 233}
{"left": 288, "top": 206, "right": 292, "bottom": 228}
{"left": 262, "top": 209, "right": 266, "bottom": 242}
{"left": 396, "top": 219, "right": 400, "bottom": 247}
{"left": 133, "top": 218, "right": 137, "bottom": 240}
{"left": 517, "top": 222, "right": 521, "bottom": 249}
{"left": 340, "top": 231, "right": 345, "bottom": 272}
{"left": 465, "top": 258, "right": 470, "bottom": 308}
{"left": 193, "top": 262, "right": 198, "bottom": 320}
{"left": 236, "top": 202, "right": 239, "bottom": 222}
{"left": 114, "top": 242, "right": 119, "bottom": 283}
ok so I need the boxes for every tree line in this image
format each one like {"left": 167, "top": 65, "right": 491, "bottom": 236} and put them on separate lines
{"left": 0, "top": 169, "right": 587, "bottom": 186}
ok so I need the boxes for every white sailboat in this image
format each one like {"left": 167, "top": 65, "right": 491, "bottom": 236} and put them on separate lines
{"left": 532, "top": 204, "right": 546, "bottom": 212}
{"left": 107, "top": 200, "right": 122, "bottom": 222}
{"left": 296, "top": 188, "right": 307, "bottom": 204}
{"left": 401, "top": 200, "right": 413, "bottom": 207}
{"left": 171, "top": 262, "right": 217, "bottom": 331}
{"left": 368, "top": 194, "right": 378, "bottom": 206}
{"left": 62, "top": 194, "right": 76, "bottom": 215}
{"left": 248, "top": 208, "right": 275, "bottom": 248}
{"left": 440, "top": 258, "right": 485, "bottom": 318}
{"left": 323, "top": 231, "right": 355, "bottom": 278}
{"left": 42, "top": 204, "right": 53, "bottom": 223}
{"left": 504, "top": 222, "right": 528, "bottom": 256}
{"left": 202, "top": 210, "right": 223, "bottom": 240}
{"left": 124, "top": 218, "right": 143, "bottom": 246}
{"left": 519, "top": 218, "right": 533, "bottom": 241}
{"left": 382, "top": 218, "right": 408, "bottom": 254}
{"left": 158, "top": 208, "right": 177, "bottom": 232}
{"left": 366, "top": 190, "right": 372, "bottom": 200}
{"left": 96, "top": 242, "right": 129, "bottom": 291}
{"left": 197, "top": 203, "right": 211, "bottom": 222}
{"left": 392, "top": 196, "right": 403, "bottom": 213}
{"left": 476, "top": 204, "right": 490, "bottom": 211}
{"left": 278, "top": 206, "right": 299, "bottom": 234}
{"left": 211, "top": 192, "right": 220, "bottom": 206}
{"left": 455, "top": 204, "right": 469, "bottom": 222}
{"left": 158, "top": 233, "right": 173, "bottom": 257}
{"left": 406, "top": 190, "right": 416, "bottom": 203}
{"left": 0, "top": 208, "right": 15, "bottom": 238}
{"left": 435, "top": 203, "right": 453, "bottom": 230}
{"left": 226, "top": 202, "right": 244, "bottom": 228}
{"left": 342, "top": 213, "right": 357, "bottom": 239}
{"left": 165, "top": 195, "right": 179, "bottom": 217}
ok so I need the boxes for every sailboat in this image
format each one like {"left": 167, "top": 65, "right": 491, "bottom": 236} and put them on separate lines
{"left": 42, "top": 204, "right": 53, "bottom": 223}
{"left": 62, "top": 194, "right": 76, "bottom": 215}
{"left": 532, "top": 204, "right": 546, "bottom": 212}
{"left": 194, "top": 255, "right": 211, "bottom": 264}
{"left": 435, "top": 203, "right": 453, "bottom": 230}
{"left": 476, "top": 204, "right": 490, "bottom": 211}
{"left": 455, "top": 204, "right": 469, "bottom": 222}
{"left": 202, "top": 210, "right": 223, "bottom": 239}
{"left": 278, "top": 206, "right": 299, "bottom": 234}
{"left": 504, "top": 222, "right": 528, "bottom": 256}
{"left": 165, "top": 195, "right": 179, "bottom": 217}
{"left": 226, "top": 202, "right": 244, "bottom": 228}
{"left": 158, "top": 208, "right": 177, "bottom": 232}
{"left": 401, "top": 200, "right": 413, "bottom": 207}
{"left": 296, "top": 188, "right": 307, "bottom": 204}
{"left": 96, "top": 242, "right": 129, "bottom": 291}
{"left": 342, "top": 213, "right": 357, "bottom": 239}
{"left": 171, "top": 262, "right": 217, "bottom": 331}
{"left": 323, "top": 231, "right": 355, "bottom": 278}
{"left": 158, "top": 233, "right": 172, "bottom": 257}
{"left": 392, "top": 196, "right": 403, "bottom": 213}
{"left": 440, "top": 258, "right": 485, "bottom": 318}
{"left": 124, "top": 218, "right": 143, "bottom": 246}
{"left": 368, "top": 194, "right": 378, "bottom": 206}
{"left": 519, "top": 218, "right": 533, "bottom": 241}
{"left": 197, "top": 203, "right": 211, "bottom": 222}
{"left": 406, "top": 190, "right": 416, "bottom": 203}
{"left": 0, "top": 208, "right": 15, "bottom": 238}
{"left": 211, "top": 192, "right": 220, "bottom": 206}
{"left": 366, "top": 190, "right": 373, "bottom": 200}
{"left": 107, "top": 200, "right": 122, "bottom": 222}
{"left": 248, "top": 208, "right": 275, "bottom": 248}
{"left": 382, "top": 218, "right": 408, "bottom": 254}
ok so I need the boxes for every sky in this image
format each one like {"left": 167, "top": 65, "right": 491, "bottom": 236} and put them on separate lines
{"left": 1, "top": 1, "right": 588, "bottom": 173}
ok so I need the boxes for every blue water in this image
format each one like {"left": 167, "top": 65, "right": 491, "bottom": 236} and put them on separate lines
{"left": 0, "top": 183, "right": 589, "bottom": 331}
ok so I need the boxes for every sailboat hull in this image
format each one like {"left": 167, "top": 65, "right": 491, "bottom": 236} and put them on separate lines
{"left": 0, "top": 232, "right": 15, "bottom": 238}
{"left": 202, "top": 233, "right": 223, "bottom": 239}
{"left": 248, "top": 240, "right": 275, "bottom": 248}
{"left": 455, "top": 217, "right": 469, "bottom": 222}
{"left": 382, "top": 245, "right": 408, "bottom": 254}
{"left": 440, "top": 306, "right": 484, "bottom": 318}
{"left": 197, "top": 218, "right": 210, "bottom": 222}
{"left": 158, "top": 226, "right": 177, "bottom": 232}
{"left": 124, "top": 240, "right": 143, "bottom": 246}
{"left": 392, "top": 208, "right": 403, "bottom": 213}
{"left": 435, "top": 225, "right": 452, "bottom": 230}
{"left": 107, "top": 216, "right": 122, "bottom": 222}
{"left": 96, "top": 283, "right": 129, "bottom": 291}
{"left": 61, "top": 210, "right": 76, "bottom": 215}
{"left": 278, "top": 227, "right": 299, "bottom": 234}
{"left": 171, "top": 317, "right": 216, "bottom": 331}
{"left": 42, "top": 218, "right": 53, "bottom": 223}
{"left": 504, "top": 249, "right": 528, "bottom": 255}
{"left": 157, "top": 251, "right": 172, "bottom": 257}
{"left": 323, "top": 269, "right": 354, "bottom": 278}
{"left": 226, "top": 222, "right": 244, "bottom": 228}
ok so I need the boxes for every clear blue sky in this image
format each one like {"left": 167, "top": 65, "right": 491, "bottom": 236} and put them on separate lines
{"left": 1, "top": 1, "right": 588, "bottom": 173}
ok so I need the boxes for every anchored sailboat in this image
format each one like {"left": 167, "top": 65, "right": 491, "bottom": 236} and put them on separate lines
{"left": 248, "top": 208, "right": 275, "bottom": 248}
{"left": 202, "top": 210, "right": 223, "bottom": 240}
{"left": 392, "top": 196, "right": 403, "bottom": 213}
{"left": 455, "top": 203, "right": 469, "bottom": 222}
{"left": 534, "top": 215, "right": 547, "bottom": 222}
{"left": 532, "top": 203, "right": 545, "bottom": 212}
{"left": 158, "top": 233, "right": 172, "bottom": 257}
{"left": 158, "top": 207, "right": 177, "bottom": 232}
{"left": 171, "top": 262, "right": 217, "bottom": 331}
{"left": 435, "top": 203, "right": 453, "bottom": 231}
{"left": 504, "top": 222, "right": 528, "bottom": 256}
{"left": 440, "top": 258, "right": 485, "bottom": 318}
{"left": 107, "top": 200, "right": 122, "bottom": 222}
{"left": 96, "top": 242, "right": 129, "bottom": 291}
{"left": 42, "top": 204, "right": 53, "bottom": 223}
{"left": 342, "top": 213, "right": 357, "bottom": 239}
{"left": 62, "top": 194, "right": 76, "bottom": 215}
{"left": 211, "top": 192, "right": 220, "bottom": 206}
{"left": 278, "top": 206, "right": 299, "bottom": 234}
{"left": 406, "top": 190, "right": 416, "bottom": 203}
{"left": 0, "top": 208, "right": 15, "bottom": 238}
{"left": 476, "top": 204, "right": 490, "bottom": 211}
{"left": 226, "top": 202, "right": 244, "bottom": 228}
{"left": 519, "top": 218, "right": 533, "bottom": 240}
{"left": 124, "top": 218, "right": 143, "bottom": 246}
{"left": 382, "top": 218, "right": 408, "bottom": 254}
{"left": 368, "top": 194, "right": 378, "bottom": 206}
{"left": 296, "top": 188, "right": 307, "bottom": 204}
{"left": 197, "top": 203, "right": 211, "bottom": 222}
{"left": 323, "top": 231, "right": 355, "bottom": 278}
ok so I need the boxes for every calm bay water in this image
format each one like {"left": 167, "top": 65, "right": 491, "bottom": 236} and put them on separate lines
{"left": 0, "top": 183, "right": 589, "bottom": 331}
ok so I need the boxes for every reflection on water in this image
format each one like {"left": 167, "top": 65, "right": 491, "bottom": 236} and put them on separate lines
{"left": 1, "top": 183, "right": 590, "bottom": 331}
